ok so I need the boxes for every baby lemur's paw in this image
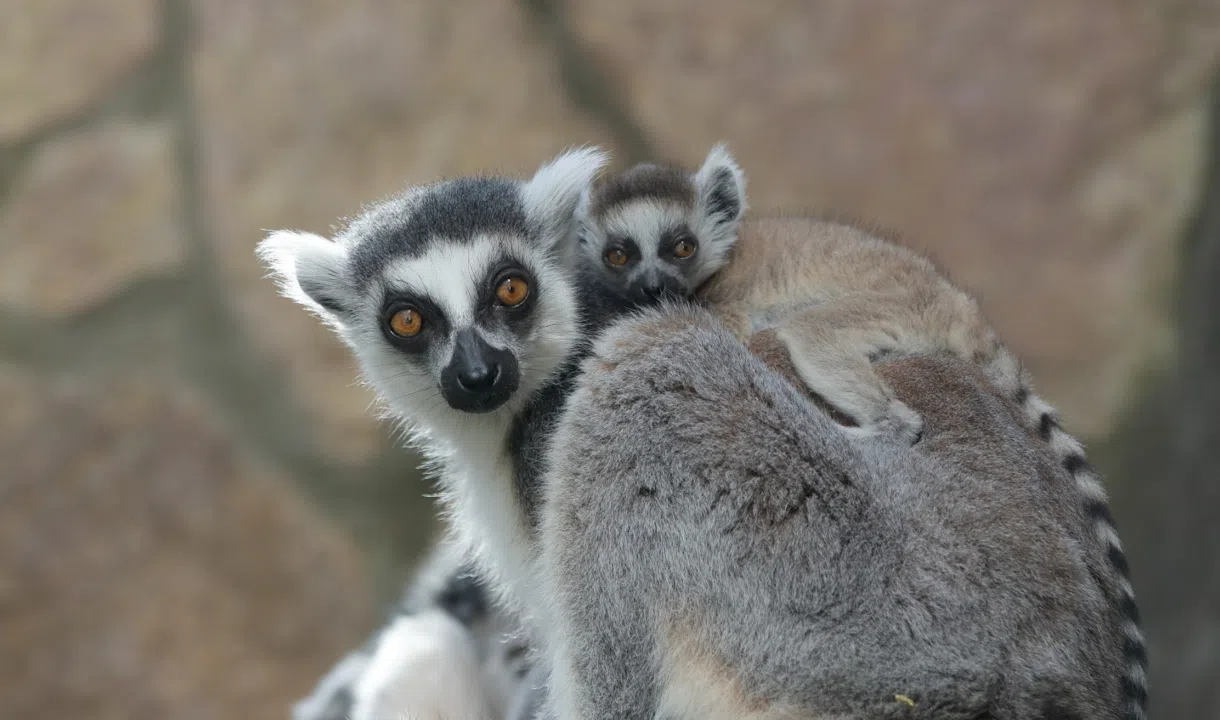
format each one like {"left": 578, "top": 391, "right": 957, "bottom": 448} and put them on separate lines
{"left": 842, "top": 398, "right": 923, "bottom": 445}
{"left": 886, "top": 397, "right": 924, "bottom": 444}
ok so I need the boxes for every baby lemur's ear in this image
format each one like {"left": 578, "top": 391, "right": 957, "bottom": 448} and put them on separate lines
{"left": 521, "top": 146, "right": 611, "bottom": 251}
{"left": 256, "top": 230, "right": 355, "bottom": 326}
{"left": 694, "top": 144, "right": 747, "bottom": 228}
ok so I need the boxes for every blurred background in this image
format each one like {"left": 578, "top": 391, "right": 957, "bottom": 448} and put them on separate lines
{"left": 2, "top": 1, "right": 1218, "bottom": 718}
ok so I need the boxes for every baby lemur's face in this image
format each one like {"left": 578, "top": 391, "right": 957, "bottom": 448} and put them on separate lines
{"left": 257, "top": 148, "right": 608, "bottom": 431}
{"left": 575, "top": 146, "right": 746, "bottom": 307}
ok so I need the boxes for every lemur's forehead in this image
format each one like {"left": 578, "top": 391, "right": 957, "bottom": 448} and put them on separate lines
{"left": 344, "top": 177, "right": 533, "bottom": 290}
{"left": 599, "top": 200, "right": 690, "bottom": 249}
{"left": 378, "top": 235, "right": 535, "bottom": 326}
{"left": 589, "top": 165, "right": 694, "bottom": 220}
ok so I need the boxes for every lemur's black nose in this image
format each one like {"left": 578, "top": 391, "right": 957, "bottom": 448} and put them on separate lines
{"left": 457, "top": 361, "right": 498, "bottom": 392}
{"left": 442, "top": 329, "right": 520, "bottom": 413}
{"left": 643, "top": 282, "right": 664, "bottom": 298}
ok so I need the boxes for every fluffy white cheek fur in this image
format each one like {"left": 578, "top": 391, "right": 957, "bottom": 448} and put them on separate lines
{"left": 519, "top": 266, "right": 581, "bottom": 384}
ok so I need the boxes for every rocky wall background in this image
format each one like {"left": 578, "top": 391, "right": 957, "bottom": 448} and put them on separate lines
{"left": 2, "top": 1, "right": 1218, "bottom": 717}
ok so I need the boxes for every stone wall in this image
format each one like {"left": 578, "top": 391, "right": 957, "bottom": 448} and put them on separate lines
{"left": 2, "top": 1, "right": 1217, "bottom": 717}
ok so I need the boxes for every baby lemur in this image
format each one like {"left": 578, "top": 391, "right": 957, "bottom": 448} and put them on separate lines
{"left": 574, "top": 146, "right": 1146, "bottom": 720}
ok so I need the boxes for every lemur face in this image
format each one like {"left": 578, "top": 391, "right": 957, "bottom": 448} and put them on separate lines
{"left": 258, "top": 148, "right": 608, "bottom": 430}
{"left": 362, "top": 226, "right": 567, "bottom": 416}
{"left": 575, "top": 145, "right": 746, "bottom": 307}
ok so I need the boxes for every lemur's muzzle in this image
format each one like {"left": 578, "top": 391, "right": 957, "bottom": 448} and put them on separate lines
{"left": 440, "top": 329, "right": 520, "bottom": 413}
{"left": 637, "top": 272, "right": 685, "bottom": 304}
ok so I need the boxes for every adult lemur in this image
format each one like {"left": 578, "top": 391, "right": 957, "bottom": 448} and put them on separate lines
{"left": 262, "top": 148, "right": 1131, "bottom": 719}
{"left": 572, "top": 146, "right": 1145, "bottom": 720}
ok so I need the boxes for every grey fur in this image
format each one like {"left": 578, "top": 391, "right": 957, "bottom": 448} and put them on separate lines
{"left": 345, "top": 177, "right": 532, "bottom": 293}
{"left": 586, "top": 163, "right": 695, "bottom": 220}
{"left": 577, "top": 146, "right": 1145, "bottom": 718}
{"left": 537, "top": 304, "right": 1126, "bottom": 720}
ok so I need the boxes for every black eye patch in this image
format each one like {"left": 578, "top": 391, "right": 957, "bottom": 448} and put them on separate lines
{"left": 476, "top": 261, "right": 539, "bottom": 335}
{"left": 478, "top": 259, "right": 536, "bottom": 307}
{"left": 603, "top": 235, "right": 641, "bottom": 262}
{"left": 379, "top": 292, "right": 449, "bottom": 351}
{"left": 659, "top": 225, "right": 697, "bottom": 254}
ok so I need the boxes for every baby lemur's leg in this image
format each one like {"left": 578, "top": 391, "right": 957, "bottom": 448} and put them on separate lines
{"left": 768, "top": 298, "right": 924, "bottom": 443}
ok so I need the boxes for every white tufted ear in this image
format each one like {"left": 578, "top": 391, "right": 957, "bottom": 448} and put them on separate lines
{"left": 256, "top": 230, "right": 354, "bottom": 323}
{"left": 693, "top": 143, "right": 747, "bottom": 227}
{"left": 573, "top": 183, "right": 597, "bottom": 247}
{"left": 521, "top": 146, "right": 611, "bottom": 250}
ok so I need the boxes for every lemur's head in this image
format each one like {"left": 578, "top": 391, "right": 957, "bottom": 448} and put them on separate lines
{"left": 257, "top": 148, "right": 609, "bottom": 433}
{"left": 574, "top": 144, "right": 746, "bottom": 307}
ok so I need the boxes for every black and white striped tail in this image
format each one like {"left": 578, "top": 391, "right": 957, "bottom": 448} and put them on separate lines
{"left": 1019, "top": 387, "right": 1148, "bottom": 720}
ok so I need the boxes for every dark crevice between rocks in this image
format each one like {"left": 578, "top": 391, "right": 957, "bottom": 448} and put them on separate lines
{"left": 1095, "top": 64, "right": 1220, "bottom": 720}
{"left": 519, "top": 0, "right": 663, "bottom": 166}
{"left": 159, "top": 0, "right": 435, "bottom": 604}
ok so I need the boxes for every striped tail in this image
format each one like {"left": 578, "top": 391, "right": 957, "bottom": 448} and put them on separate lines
{"left": 1018, "top": 387, "right": 1148, "bottom": 720}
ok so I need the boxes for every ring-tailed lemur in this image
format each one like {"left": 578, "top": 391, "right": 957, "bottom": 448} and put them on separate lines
{"left": 258, "top": 147, "right": 612, "bottom": 617}
{"left": 539, "top": 304, "right": 1128, "bottom": 719}
{"left": 574, "top": 146, "right": 1146, "bottom": 720}
{"left": 259, "top": 148, "right": 620, "bottom": 720}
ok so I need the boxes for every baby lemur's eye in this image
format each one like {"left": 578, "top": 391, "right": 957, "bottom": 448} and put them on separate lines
{"left": 388, "top": 308, "right": 424, "bottom": 338}
{"left": 605, "top": 248, "right": 629, "bottom": 267}
{"left": 496, "top": 275, "right": 530, "bottom": 307}
{"left": 672, "top": 235, "right": 698, "bottom": 260}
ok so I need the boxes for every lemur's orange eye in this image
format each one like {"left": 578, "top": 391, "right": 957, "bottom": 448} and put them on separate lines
{"left": 496, "top": 276, "right": 530, "bottom": 306}
{"left": 388, "top": 308, "right": 423, "bottom": 337}
{"left": 605, "top": 248, "right": 629, "bottom": 266}
{"left": 673, "top": 237, "right": 698, "bottom": 259}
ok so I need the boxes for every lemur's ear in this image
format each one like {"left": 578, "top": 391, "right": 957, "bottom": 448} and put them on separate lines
{"left": 521, "top": 146, "right": 610, "bottom": 250}
{"left": 256, "top": 230, "right": 354, "bottom": 323}
{"left": 574, "top": 184, "right": 595, "bottom": 246}
{"left": 693, "top": 144, "right": 746, "bottom": 227}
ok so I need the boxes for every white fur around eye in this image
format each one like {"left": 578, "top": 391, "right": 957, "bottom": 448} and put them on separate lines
{"left": 601, "top": 202, "right": 689, "bottom": 259}
{"left": 381, "top": 238, "right": 507, "bottom": 328}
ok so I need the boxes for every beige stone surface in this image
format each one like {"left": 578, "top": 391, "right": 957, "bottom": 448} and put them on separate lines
{"left": 193, "top": 0, "right": 614, "bottom": 461}
{"left": 567, "top": 0, "right": 1220, "bottom": 436}
{"left": 0, "top": 0, "right": 159, "bottom": 141}
{"left": 0, "top": 366, "right": 373, "bottom": 720}
{"left": 0, "top": 122, "right": 184, "bottom": 315}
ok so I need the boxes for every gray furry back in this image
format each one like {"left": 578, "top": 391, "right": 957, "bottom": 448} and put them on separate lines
{"left": 538, "top": 304, "right": 1125, "bottom": 720}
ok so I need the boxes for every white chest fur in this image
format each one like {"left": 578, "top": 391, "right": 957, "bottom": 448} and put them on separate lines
{"left": 423, "top": 428, "right": 542, "bottom": 620}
